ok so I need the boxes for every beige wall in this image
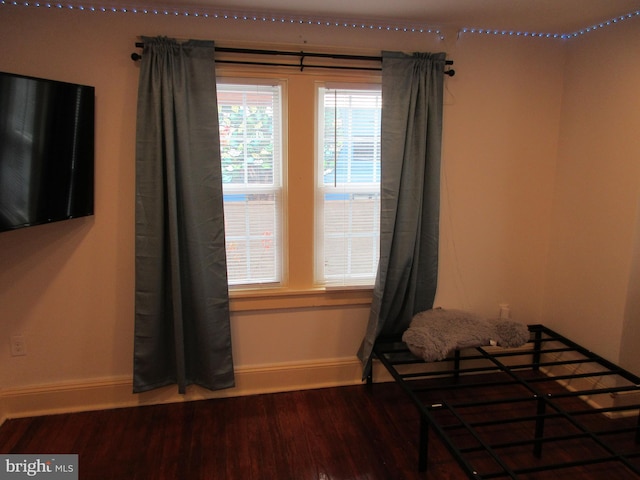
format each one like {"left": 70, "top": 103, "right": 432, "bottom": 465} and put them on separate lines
{"left": 436, "top": 33, "right": 563, "bottom": 319}
{"left": 543, "top": 18, "right": 640, "bottom": 367}
{"left": 0, "top": 3, "right": 637, "bottom": 418}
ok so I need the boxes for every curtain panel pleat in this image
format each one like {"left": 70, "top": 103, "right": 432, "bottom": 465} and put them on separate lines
{"left": 134, "top": 36, "right": 235, "bottom": 394}
{"left": 358, "top": 51, "right": 446, "bottom": 377}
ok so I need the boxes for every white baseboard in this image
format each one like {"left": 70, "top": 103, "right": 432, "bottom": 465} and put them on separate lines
{"left": 540, "top": 352, "right": 640, "bottom": 418}
{"left": 9, "top": 348, "right": 634, "bottom": 427}
{"left": 0, "top": 357, "right": 372, "bottom": 424}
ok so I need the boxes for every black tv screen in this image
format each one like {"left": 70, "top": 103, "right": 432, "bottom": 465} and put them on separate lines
{"left": 0, "top": 71, "right": 94, "bottom": 233}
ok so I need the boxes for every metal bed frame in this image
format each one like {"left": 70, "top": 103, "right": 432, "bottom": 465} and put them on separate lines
{"left": 368, "top": 324, "right": 640, "bottom": 478}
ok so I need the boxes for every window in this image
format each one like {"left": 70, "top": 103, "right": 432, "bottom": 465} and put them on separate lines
{"left": 215, "top": 71, "right": 381, "bottom": 296}
{"left": 316, "top": 85, "right": 382, "bottom": 286}
{"left": 217, "top": 81, "right": 284, "bottom": 287}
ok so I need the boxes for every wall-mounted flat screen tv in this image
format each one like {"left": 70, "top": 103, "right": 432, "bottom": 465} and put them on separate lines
{"left": 0, "top": 71, "right": 94, "bottom": 233}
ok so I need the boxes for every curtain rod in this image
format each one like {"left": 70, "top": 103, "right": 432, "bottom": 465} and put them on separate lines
{"left": 131, "top": 43, "right": 455, "bottom": 76}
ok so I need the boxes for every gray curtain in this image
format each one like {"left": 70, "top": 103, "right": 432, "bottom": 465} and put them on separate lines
{"left": 134, "top": 36, "right": 234, "bottom": 394}
{"left": 358, "top": 51, "right": 446, "bottom": 376}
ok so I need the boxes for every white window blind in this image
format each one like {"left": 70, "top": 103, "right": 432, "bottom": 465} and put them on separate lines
{"left": 316, "top": 86, "right": 381, "bottom": 286}
{"left": 217, "top": 82, "right": 283, "bottom": 287}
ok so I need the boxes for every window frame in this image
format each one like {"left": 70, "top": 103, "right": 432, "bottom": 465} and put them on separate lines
{"left": 314, "top": 82, "right": 382, "bottom": 288}
{"left": 216, "top": 77, "right": 288, "bottom": 290}
{"left": 214, "top": 66, "right": 381, "bottom": 307}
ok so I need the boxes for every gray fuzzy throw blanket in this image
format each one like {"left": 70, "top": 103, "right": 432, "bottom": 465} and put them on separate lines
{"left": 402, "top": 308, "right": 530, "bottom": 362}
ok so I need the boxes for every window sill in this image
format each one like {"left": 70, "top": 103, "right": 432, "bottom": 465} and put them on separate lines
{"left": 229, "top": 287, "right": 373, "bottom": 312}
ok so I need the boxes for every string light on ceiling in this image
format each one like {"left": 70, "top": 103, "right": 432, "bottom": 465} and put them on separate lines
{"left": 461, "top": 10, "right": 640, "bottom": 39}
{"left": 1, "top": 0, "right": 639, "bottom": 40}
{"left": 0, "top": 0, "right": 442, "bottom": 36}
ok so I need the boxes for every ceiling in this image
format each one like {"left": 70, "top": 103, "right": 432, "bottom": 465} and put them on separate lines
{"left": 131, "top": 0, "right": 640, "bottom": 34}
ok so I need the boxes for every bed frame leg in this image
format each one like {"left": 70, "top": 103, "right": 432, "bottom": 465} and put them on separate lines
{"left": 532, "top": 328, "right": 542, "bottom": 372}
{"left": 365, "top": 358, "right": 373, "bottom": 387}
{"left": 454, "top": 350, "right": 461, "bottom": 382}
{"left": 533, "top": 395, "right": 546, "bottom": 458}
{"left": 419, "top": 414, "right": 429, "bottom": 472}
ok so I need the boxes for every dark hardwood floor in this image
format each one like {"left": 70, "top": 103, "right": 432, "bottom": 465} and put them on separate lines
{"left": 1, "top": 381, "right": 639, "bottom": 479}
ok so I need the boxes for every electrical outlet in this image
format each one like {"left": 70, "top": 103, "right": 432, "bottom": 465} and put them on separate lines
{"left": 10, "top": 335, "right": 26, "bottom": 356}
